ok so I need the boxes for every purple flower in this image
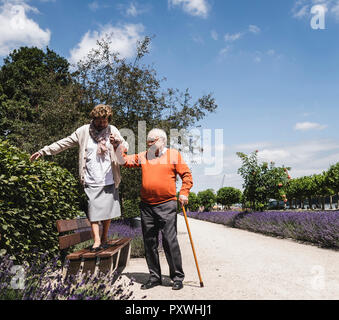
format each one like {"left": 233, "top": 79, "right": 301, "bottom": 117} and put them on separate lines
{"left": 184, "top": 210, "right": 339, "bottom": 249}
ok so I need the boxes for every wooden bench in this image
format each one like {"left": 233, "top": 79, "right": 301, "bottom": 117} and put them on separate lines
{"left": 56, "top": 218, "right": 132, "bottom": 279}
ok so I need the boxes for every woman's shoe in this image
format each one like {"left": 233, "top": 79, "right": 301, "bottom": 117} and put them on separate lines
{"left": 90, "top": 245, "right": 103, "bottom": 252}
{"left": 101, "top": 242, "right": 111, "bottom": 249}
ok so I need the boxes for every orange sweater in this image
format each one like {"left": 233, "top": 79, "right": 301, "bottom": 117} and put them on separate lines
{"left": 122, "top": 148, "right": 193, "bottom": 205}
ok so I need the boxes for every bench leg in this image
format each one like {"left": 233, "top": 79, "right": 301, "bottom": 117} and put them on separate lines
{"left": 113, "top": 250, "right": 121, "bottom": 273}
{"left": 98, "top": 251, "right": 120, "bottom": 275}
{"left": 82, "top": 258, "right": 97, "bottom": 276}
{"left": 118, "top": 242, "right": 131, "bottom": 269}
{"left": 66, "top": 258, "right": 84, "bottom": 278}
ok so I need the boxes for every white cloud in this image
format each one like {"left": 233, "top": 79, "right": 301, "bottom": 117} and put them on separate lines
{"left": 257, "top": 149, "right": 291, "bottom": 162}
{"left": 210, "top": 30, "right": 218, "bottom": 40}
{"left": 301, "top": 111, "right": 315, "bottom": 117}
{"left": 292, "top": 3, "right": 309, "bottom": 18}
{"left": 294, "top": 122, "right": 328, "bottom": 131}
{"left": 169, "top": 0, "right": 210, "bottom": 18}
{"left": 331, "top": 1, "right": 339, "bottom": 19}
{"left": 292, "top": 0, "right": 339, "bottom": 20}
{"left": 0, "top": 0, "right": 51, "bottom": 56}
{"left": 89, "top": 1, "right": 112, "bottom": 12}
{"left": 257, "top": 140, "right": 339, "bottom": 174}
{"left": 235, "top": 142, "right": 272, "bottom": 151}
{"left": 125, "top": 2, "right": 149, "bottom": 17}
{"left": 126, "top": 2, "right": 138, "bottom": 16}
{"left": 190, "top": 138, "right": 339, "bottom": 193}
{"left": 192, "top": 34, "right": 204, "bottom": 44}
{"left": 88, "top": 1, "right": 99, "bottom": 11}
{"left": 248, "top": 24, "right": 261, "bottom": 34}
{"left": 218, "top": 46, "right": 231, "bottom": 58}
{"left": 69, "top": 23, "right": 145, "bottom": 65}
{"left": 224, "top": 32, "right": 243, "bottom": 42}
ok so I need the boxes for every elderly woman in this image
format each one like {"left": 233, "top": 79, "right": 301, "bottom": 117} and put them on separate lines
{"left": 114, "top": 128, "right": 193, "bottom": 290}
{"left": 30, "top": 104, "right": 128, "bottom": 252}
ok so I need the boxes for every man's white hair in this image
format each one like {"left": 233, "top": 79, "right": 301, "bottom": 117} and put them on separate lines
{"left": 147, "top": 128, "right": 167, "bottom": 145}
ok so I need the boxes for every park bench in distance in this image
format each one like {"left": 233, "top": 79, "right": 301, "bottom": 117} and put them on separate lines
{"left": 56, "top": 218, "right": 132, "bottom": 279}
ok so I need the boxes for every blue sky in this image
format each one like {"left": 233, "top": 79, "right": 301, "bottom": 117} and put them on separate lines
{"left": 1, "top": 0, "right": 339, "bottom": 193}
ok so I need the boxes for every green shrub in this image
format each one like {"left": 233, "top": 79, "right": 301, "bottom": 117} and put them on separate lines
{"left": 197, "top": 189, "right": 216, "bottom": 212}
{"left": 217, "top": 187, "right": 242, "bottom": 209}
{"left": 122, "top": 198, "right": 140, "bottom": 219}
{"left": 0, "top": 139, "right": 83, "bottom": 264}
{"left": 188, "top": 192, "right": 200, "bottom": 212}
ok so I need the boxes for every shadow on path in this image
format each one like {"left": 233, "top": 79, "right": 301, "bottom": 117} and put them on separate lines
{"left": 122, "top": 272, "right": 172, "bottom": 287}
{"left": 122, "top": 272, "right": 202, "bottom": 289}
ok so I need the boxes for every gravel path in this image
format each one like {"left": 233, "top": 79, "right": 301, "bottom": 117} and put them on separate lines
{"left": 119, "top": 215, "right": 339, "bottom": 300}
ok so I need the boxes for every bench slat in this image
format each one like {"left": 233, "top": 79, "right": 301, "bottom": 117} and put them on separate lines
{"left": 97, "top": 238, "right": 132, "bottom": 258}
{"left": 67, "top": 248, "right": 91, "bottom": 261}
{"left": 65, "top": 238, "right": 131, "bottom": 261}
{"left": 56, "top": 218, "right": 91, "bottom": 233}
{"left": 59, "top": 231, "right": 93, "bottom": 250}
{"left": 81, "top": 238, "right": 132, "bottom": 259}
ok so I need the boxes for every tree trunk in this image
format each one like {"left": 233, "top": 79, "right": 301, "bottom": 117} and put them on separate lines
{"left": 308, "top": 197, "right": 312, "bottom": 210}
{"left": 330, "top": 195, "right": 333, "bottom": 209}
{"left": 322, "top": 197, "right": 325, "bottom": 210}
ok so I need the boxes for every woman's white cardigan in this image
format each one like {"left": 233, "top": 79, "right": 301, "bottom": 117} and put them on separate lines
{"left": 39, "top": 124, "right": 128, "bottom": 189}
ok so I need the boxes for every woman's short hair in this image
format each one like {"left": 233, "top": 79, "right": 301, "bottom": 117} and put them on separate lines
{"left": 89, "top": 104, "right": 112, "bottom": 121}
{"left": 147, "top": 128, "right": 167, "bottom": 146}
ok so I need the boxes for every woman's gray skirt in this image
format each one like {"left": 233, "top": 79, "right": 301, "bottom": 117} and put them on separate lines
{"left": 84, "top": 184, "right": 121, "bottom": 222}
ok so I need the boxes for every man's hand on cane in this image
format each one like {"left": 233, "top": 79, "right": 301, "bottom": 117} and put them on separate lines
{"left": 179, "top": 194, "right": 188, "bottom": 206}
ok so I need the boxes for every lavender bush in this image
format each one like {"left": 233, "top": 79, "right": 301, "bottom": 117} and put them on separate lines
{"left": 108, "top": 220, "right": 163, "bottom": 257}
{"left": 108, "top": 221, "right": 143, "bottom": 239}
{"left": 0, "top": 251, "right": 134, "bottom": 300}
{"left": 108, "top": 221, "right": 144, "bottom": 258}
{"left": 184, "top": 210, "right": 339, "bottom": 249}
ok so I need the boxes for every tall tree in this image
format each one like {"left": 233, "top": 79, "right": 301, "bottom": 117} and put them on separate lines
{"left": 217, "top": 187, "right": 242, "bottom": 210}
{"left": 197, "top": 189, "right": 216, "bottom": 212}
{"left": 326, "top": 162, "right": 339, "bottom": 208}
{"left": 237, "top": 151, "right": 291, "bottom": 211}
{"left": 0, "top": 46, "right": 86, "bottom": 176}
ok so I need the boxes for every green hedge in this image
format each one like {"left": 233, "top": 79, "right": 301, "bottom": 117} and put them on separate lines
{"left": 121, "top": 199, "right": 140, "bottom": 219}
{"left": 0, "top": 139, "right": 83, "bottom": 264}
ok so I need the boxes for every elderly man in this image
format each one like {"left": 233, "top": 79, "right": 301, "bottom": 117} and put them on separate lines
{"left": 113, "top": 128, "right": 193, "bottom": 290}
{"left": 30, "top": 104, "right": 128, "bottom": 252}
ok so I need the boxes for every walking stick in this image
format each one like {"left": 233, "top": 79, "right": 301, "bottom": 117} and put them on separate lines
{"left": 181, "top": 204, "right": 204, "bottom": 287}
